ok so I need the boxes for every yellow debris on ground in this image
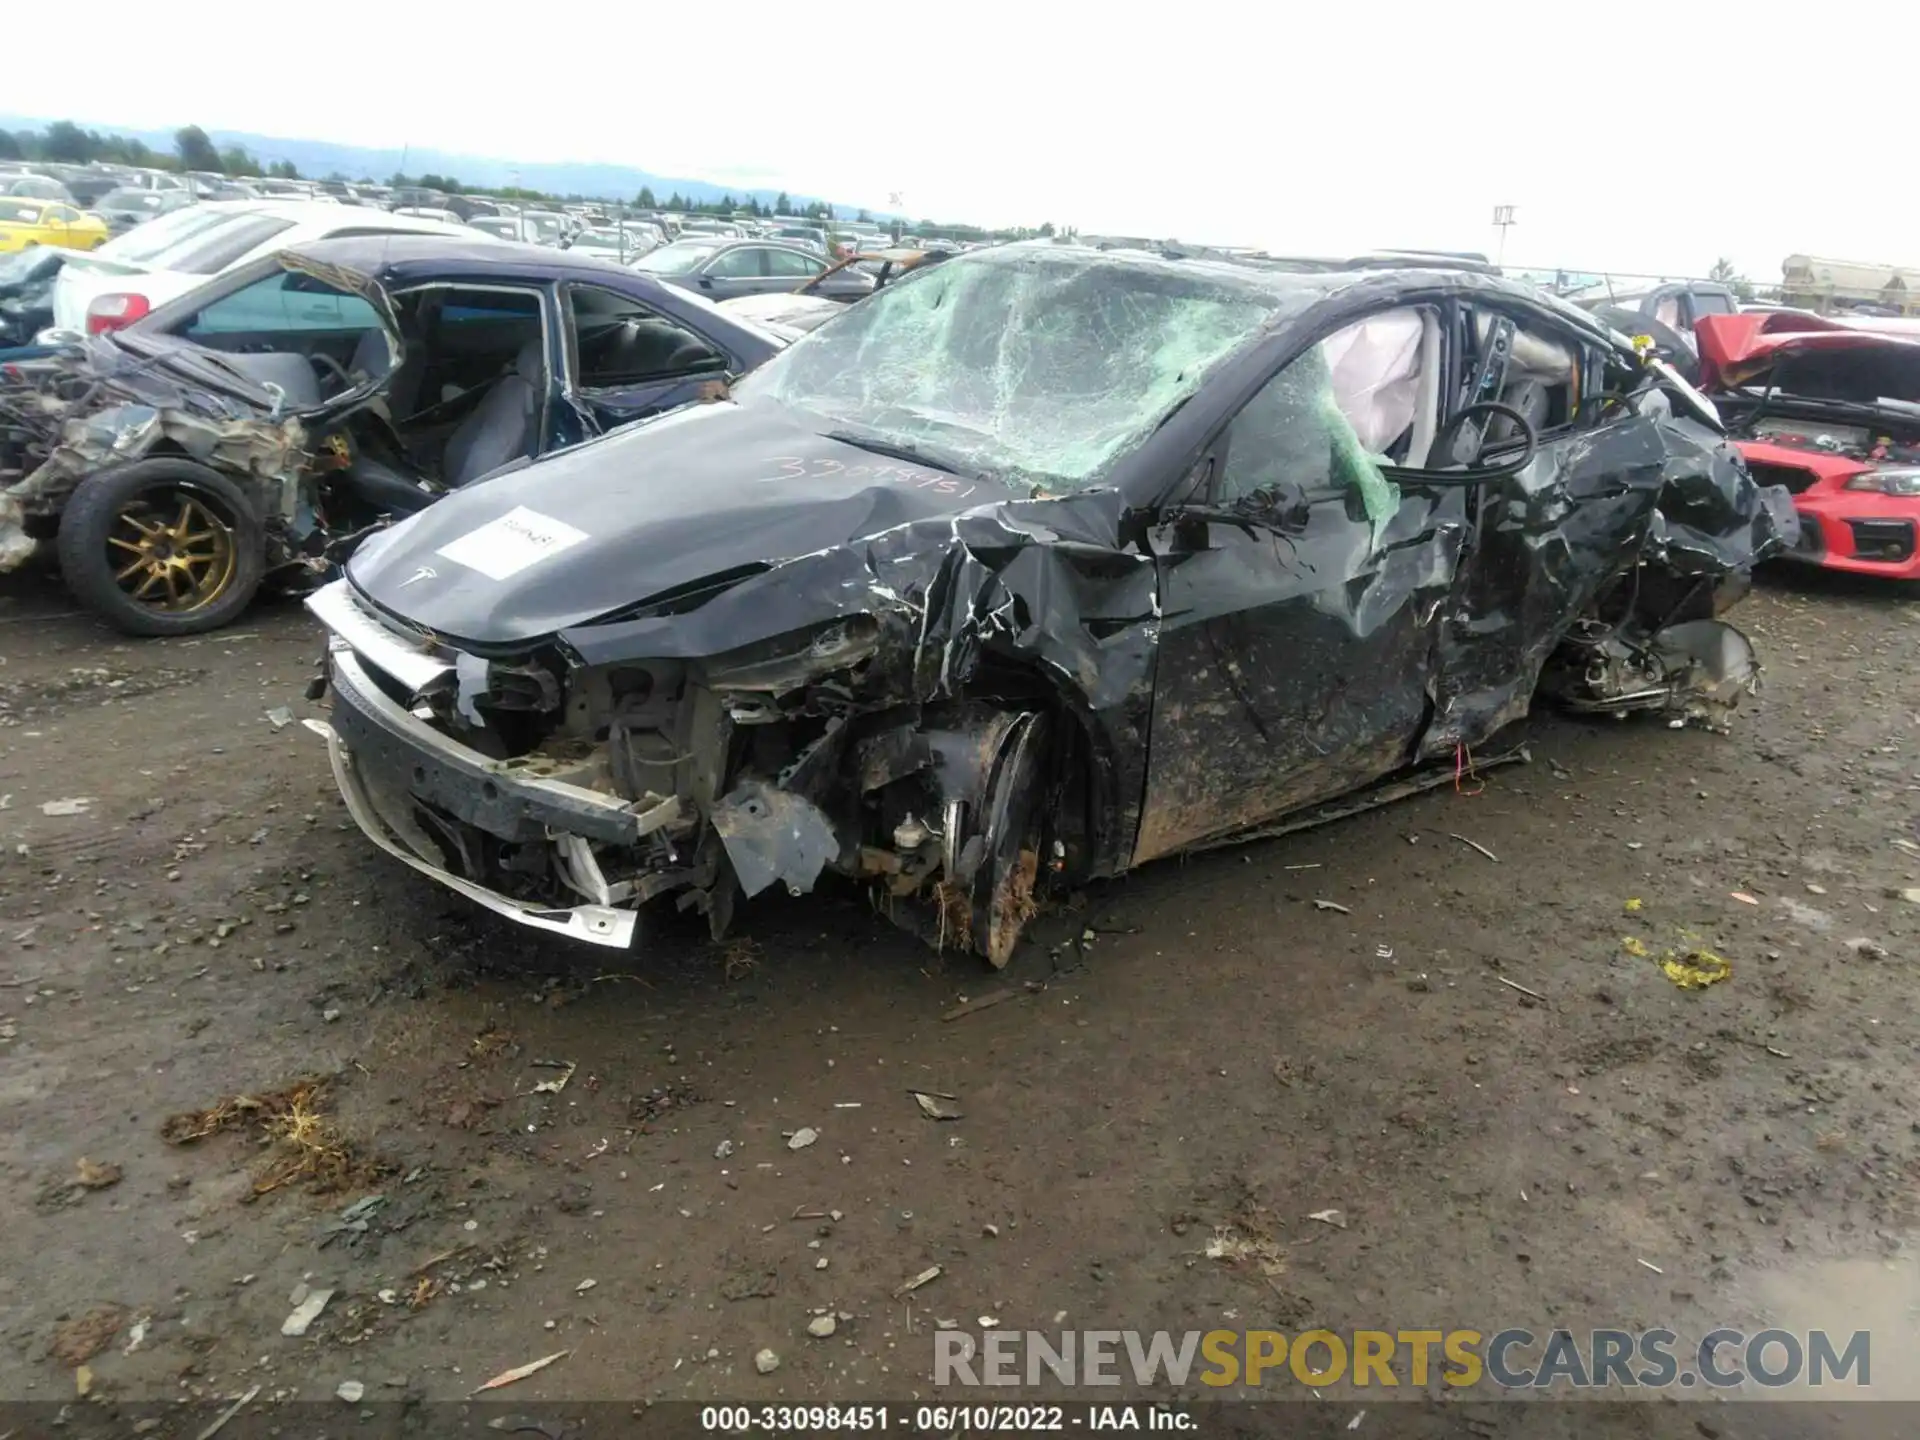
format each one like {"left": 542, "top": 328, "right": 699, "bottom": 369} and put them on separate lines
{"left": 1658, "top": 948, "right": 1732, "bottom": 990}
{"left": 1619, "top": 934, "right": 1732, "bottom": 989}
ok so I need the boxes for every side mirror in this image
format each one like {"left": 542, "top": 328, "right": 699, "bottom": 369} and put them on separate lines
{"left": 697, "top": 275, "right": 714, "bottom": 290}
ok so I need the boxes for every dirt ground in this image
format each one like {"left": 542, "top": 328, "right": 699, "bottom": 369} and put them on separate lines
{"left": 2, "top": 555, "right": 1918, "bottom": 1436}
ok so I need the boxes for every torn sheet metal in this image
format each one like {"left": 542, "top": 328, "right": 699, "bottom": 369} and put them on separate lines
{"left": 1545, "top": 618, "right": 1758, "bottom": 731}
{"left": 0, "top": 493, "right": 32, "bottom": 569}
{"left": 710, "top": 781, "right": 841, "bottom": 898}
{"left": 0, "top": 339, "right": 309, "bottom": 575}
{"left": 1420, "top": 408, "right": 1791, "bottom": 755}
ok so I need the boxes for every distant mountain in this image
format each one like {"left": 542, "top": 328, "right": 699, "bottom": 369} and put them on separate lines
{"left": 0, "top": 116, "right": 895, "bottom": 218}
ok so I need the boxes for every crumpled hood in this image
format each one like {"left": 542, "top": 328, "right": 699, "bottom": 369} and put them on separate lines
{"left": 1695, "top": 311, "right": 1920, "bottom": 390}
{"left": 347, "top": 399, "right": 1023, "bottom": 647}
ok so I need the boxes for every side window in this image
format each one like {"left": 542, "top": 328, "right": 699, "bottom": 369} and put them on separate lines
{"left": 765, "top": 248, "right": 824, "bottom": 279}
{"left": 567, "top": 285, "right": 725, "bottom": 388}
{"left": 1478, "top": 311, "right": 1580, "bottom": 440}
{"left": 705, "top": 247, "right": 764, "bottom": 279}
{"left": 1216, "top": 309, "right": 1431, "bottom": 507}
{"left": 178, "top": 270, "right": 382, "bottom": 337}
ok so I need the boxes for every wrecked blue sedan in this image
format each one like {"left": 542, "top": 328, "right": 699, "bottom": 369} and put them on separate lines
{"left": 304, "top": 242, "right": 1794, "bottom": 963}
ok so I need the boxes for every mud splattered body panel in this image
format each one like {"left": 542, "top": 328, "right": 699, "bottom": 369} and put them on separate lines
{"left": 309, "top": 246, "right": 1795, "bottom": 960}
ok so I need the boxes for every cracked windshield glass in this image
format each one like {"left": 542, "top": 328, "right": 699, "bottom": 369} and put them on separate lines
{"left": 735, "top": 248, "right": 1282, "bottom": 489}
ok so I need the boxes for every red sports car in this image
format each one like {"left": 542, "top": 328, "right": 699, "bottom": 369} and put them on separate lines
{"left": 1697, "top": 311, "right": 1920, "bottom": 578}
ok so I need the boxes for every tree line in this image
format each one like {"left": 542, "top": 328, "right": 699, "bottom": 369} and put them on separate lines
{"left": 1, "top": 119, "right": 1060, "bottom": 242}
{"left": 0, "top": 121, "right": 297, "bottom": 180}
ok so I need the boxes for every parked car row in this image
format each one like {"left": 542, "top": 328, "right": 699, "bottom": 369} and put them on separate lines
{"left": 0, "top": 157, "right": 680, "bottom": 257}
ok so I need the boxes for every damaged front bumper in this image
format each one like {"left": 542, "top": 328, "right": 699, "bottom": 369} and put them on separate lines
{"left": 308, "top": 579, "right": 715, "bottom": 949}
{"left": 304, "top": 565, "right": 1058, "bottom": 963}
{"left": 306, "top": 712, "right": 640, "bottom": 948}
{"left": 310, "top": 637, "right": 673, "bottom": 948}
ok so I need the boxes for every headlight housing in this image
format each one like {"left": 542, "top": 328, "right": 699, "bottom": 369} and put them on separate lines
{"left": 1845, "top": 467, "right": 1920, "bottom": 497}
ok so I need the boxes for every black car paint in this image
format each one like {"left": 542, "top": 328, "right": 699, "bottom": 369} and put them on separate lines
{"left": 346, "top": 258, "right": 1792, "bottom": 886}
{"left": 349, "top": 401, "right": 1015, "bottom": 645}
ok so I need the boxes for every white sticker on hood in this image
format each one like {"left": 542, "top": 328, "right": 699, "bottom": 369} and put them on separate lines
{"left": 435, "top": 506, "right": 588, "bottom": 581}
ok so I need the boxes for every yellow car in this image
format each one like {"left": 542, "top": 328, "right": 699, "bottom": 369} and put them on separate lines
{"left": 0, "top": 198, "right": 110, "bottom": 253}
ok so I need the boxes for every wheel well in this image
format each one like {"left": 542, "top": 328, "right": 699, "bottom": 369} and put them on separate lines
{"left": 46, "top": 440, "right": 199, "bottom": 538}
{"left": 964, "top": 655, "right": 1121, "bottom": 883}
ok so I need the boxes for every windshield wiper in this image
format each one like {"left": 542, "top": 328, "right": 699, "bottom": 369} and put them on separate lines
{"left": 824, "top": 428, "right": 967, "bottom": 475}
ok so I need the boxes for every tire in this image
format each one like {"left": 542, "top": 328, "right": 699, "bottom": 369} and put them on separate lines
{"left": 57, "top": 458, "right": 265, "bottom": 637}
{"left": 968, "top": 711, "right": 1053, "bottom": 969}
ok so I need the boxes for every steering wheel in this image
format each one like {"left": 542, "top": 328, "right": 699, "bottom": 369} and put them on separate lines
{"left": 309, "top": 353, "right": 353, "bottom": 392}
{"left": 1428, "top": 400, "right": 1539, "bottom": 475}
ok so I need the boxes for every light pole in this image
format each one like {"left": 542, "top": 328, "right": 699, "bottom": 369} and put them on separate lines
{"left": 1492, "top": 205, "right": 1517, "bottom": 269}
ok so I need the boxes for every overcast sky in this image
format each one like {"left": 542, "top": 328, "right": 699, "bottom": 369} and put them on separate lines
{"left": 9, "top": 1, "right": 1906, "bottom": 283}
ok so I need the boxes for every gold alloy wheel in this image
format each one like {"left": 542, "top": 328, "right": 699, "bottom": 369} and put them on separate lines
{"left": 105, "top": 489, "right": 240, "bottom": 613}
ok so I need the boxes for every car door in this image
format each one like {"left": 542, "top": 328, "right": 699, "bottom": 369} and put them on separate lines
{"left": 697, "top": 245, "right": 774, "bottom": 301}
{"left": 1132, "top": 305, "right": 1466, "bottom": 863}
{"left": 763, "top": 245, "right": 832, "bottom": 296}
{"left": 41, "top": 204, "right": 77, "bottom": 247}
{"left": 389, "top": 284, "right": 551, "bottom": 430}
{"left": 1417, "top": 299, "right": 1667, "bottom": 758}
{"left": 555, "top": 281, "right": 739, "bottom": 444}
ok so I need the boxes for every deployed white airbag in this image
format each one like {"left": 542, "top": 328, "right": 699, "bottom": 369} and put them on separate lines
{"left": 1322, "top": 310, "right": 1424, "bottom": 454}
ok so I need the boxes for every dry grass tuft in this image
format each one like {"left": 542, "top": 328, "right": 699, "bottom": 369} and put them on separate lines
{"left": 931, "top": 877, "right": 973, "bottom": 953}
{"left": 160, "top": 1079, "right": 379, "bottom": 1196}
{"left": 719, "top": 937, "right": 763, "bottom": 982}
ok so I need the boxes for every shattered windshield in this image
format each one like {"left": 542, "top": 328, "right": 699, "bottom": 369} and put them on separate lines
{"left": 732, "top": 247, "right": 1282, "bottom": 489}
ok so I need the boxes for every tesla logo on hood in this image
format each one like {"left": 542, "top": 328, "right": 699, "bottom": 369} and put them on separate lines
{"left": 399, "top": 566, "right": 438, "bottom": 587}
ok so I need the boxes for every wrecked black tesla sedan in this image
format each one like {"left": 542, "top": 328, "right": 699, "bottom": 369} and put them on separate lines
{"left": 0, "top": 236, "right": 781, "bottom": 634}
{"left": 304, "top": 243, "right": 1794, "bottom": 964}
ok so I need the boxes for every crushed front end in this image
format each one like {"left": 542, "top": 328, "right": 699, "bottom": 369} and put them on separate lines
{"left": 0, "top": 339, "right": 308, "bottom": 574}
{"left": 304, "top": 542, "right": 1092, "bottom": 962}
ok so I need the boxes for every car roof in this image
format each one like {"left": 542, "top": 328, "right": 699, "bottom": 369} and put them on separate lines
{"left": 688, "top": 237, "right": 821, "bottom": 254}
{"left": 281, "top": 232, "right": 667, "bottom": 287}
{"left": 949, "top": 242, "right": 1626, "bottom": 348}
{"left": 995, "top": 239, "right": 1367, "bottom": 300}
{"left": 132, "top": 198, "right": 472, "bottom": 239}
